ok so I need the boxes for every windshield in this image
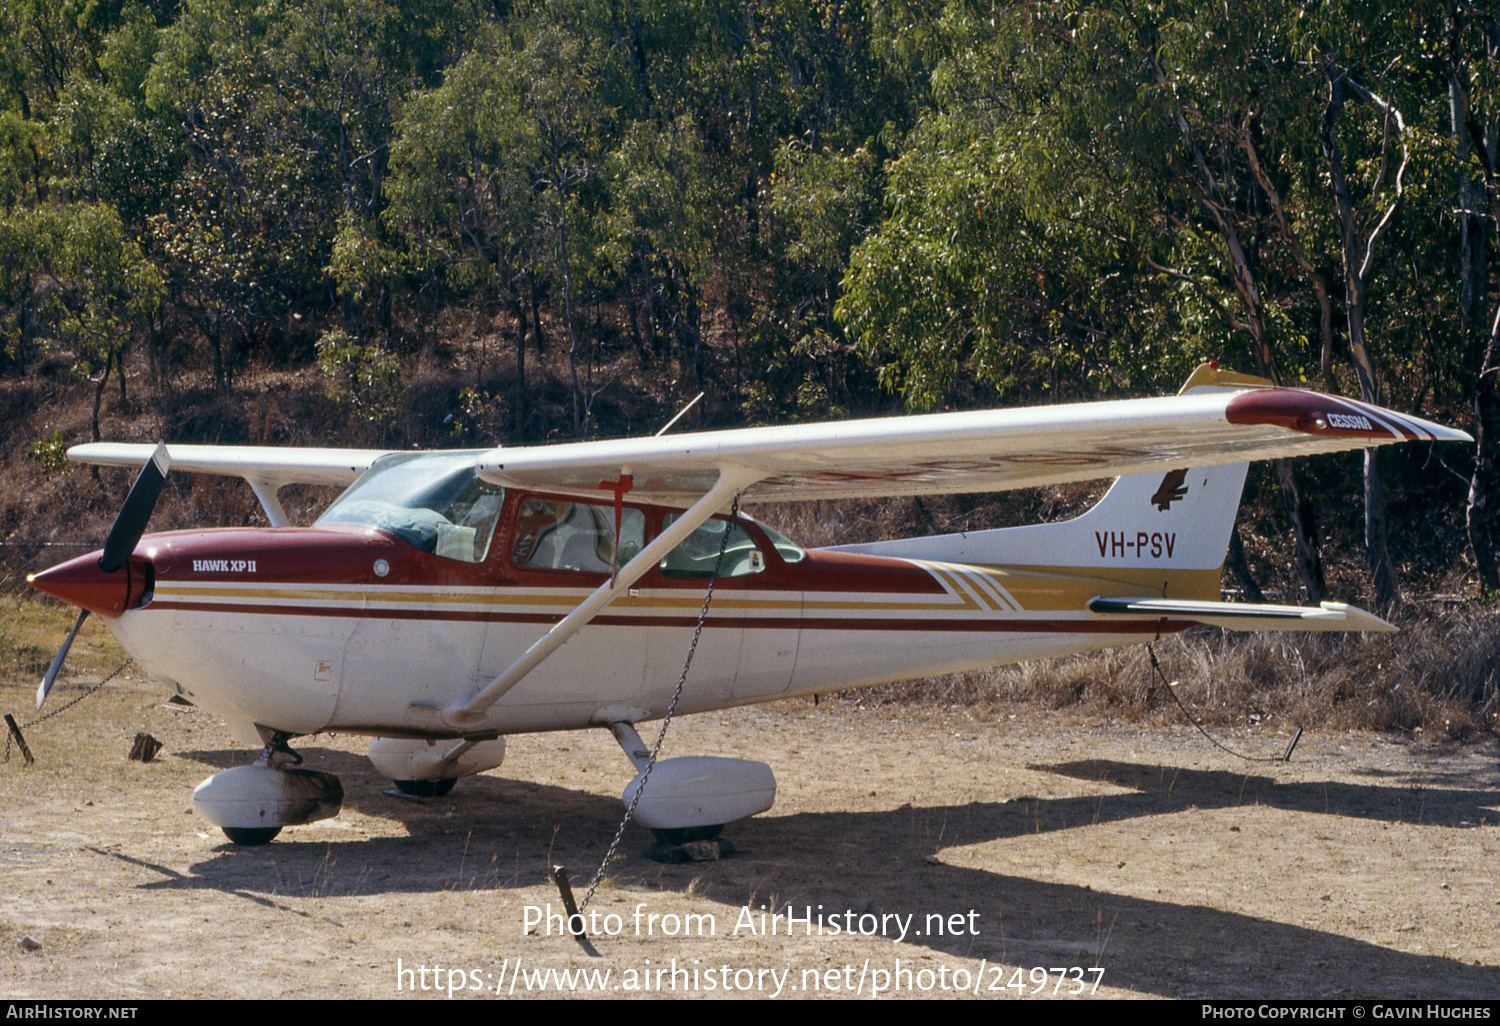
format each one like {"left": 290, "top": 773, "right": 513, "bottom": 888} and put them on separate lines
{"left": 317, "top": 451, "right": 503, "bottom": 563}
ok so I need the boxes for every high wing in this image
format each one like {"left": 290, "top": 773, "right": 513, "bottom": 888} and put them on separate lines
{"left": 67, "top": 443, "right": 390, "bottom": 486}
{"left": 66, "top": 366, "right": 1470, "bottom": 512}
{"left": 67, "top": 443, "right": 393, "bottom": 526}
{"left": 476, "top": 366, "right": 1470, "bottom": 504}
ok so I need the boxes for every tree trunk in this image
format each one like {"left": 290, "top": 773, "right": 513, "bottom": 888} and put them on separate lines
{"left": 513, "top": 295, "right": 528, "bottom": 438}
{"left": 531, "top": 287, "right": 546, "bottom": 356}
{"left": 1468, "top": 352, "right": 1500, "bottom": 593}
{"left": 1321, "top": 70, "right": 1408, "bottom": 612}
{"left": 1226, "top": 526, "right": 1268, "bottom": 604}
{"left": 91, "top": 358, "right": 111, "bottom": 442}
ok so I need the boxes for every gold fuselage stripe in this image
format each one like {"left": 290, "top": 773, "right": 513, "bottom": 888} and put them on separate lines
{"left": 152, "top": 560, "right": 1222, "bottom": 617}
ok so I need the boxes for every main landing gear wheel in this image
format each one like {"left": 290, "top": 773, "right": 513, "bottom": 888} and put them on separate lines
{"left": 222, "top": 826, "right": 282, "bottom": 846}
{"left": 650, "top": 824, "right": 723, "bottom": 845}
{"left": 394, "top": 778, "right": 457, "bottom": 797}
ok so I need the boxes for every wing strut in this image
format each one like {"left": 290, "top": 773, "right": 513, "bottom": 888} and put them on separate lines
{"left": 441, "top": 464, "right": 762, "bottom": 730}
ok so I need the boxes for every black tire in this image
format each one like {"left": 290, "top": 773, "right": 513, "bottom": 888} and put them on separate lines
{"left": 394, "top": 778, "right": 457, "bottom": 797}
{"left": 222, "top": 826, "right": 281, "bottom": 845}
{"left": 650, "top": 824, "right": 723, "bottom": 845}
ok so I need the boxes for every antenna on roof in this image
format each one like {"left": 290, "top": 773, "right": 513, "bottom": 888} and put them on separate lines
{"left": 654, "top": 392, "right": 705, "bottom": 437}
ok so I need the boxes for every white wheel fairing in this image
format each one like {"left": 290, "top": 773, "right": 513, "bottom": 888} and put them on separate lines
{"left": 191, "top": 764, "right": 343, "bottom": 831}
{"left": 623, "top": 757, "right": 776, "bottom": 831}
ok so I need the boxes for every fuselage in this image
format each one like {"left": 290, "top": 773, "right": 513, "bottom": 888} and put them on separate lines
{"left": 33, "top": 488, "right": 1185, "bottom": 745}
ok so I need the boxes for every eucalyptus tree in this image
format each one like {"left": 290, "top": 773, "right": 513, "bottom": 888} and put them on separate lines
{"left": 599, "top": 115, "right": 717, "bottom": 405}
{"left": 386, "top": 36, "right": 547, "bottom": 435}
{"left": 596, "top": 0, "right": 918, "bottom": 420}
{"left": 841, "top": 0, "right": 1469, "bottom": 606}
{"left": 143, "top": 0, "right": 481, "bottom": 388}
{"left": 0, "top": 1, "right": 171, "bottom": 400}
{"left": 759, "top": 138, "right": 878, "bottom": 416}
{"left": 519, "top": 22, "right": 617, "bottom": 435}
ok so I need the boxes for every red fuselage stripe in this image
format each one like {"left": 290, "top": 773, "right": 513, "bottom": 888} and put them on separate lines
{"left": 148, "top": 600, "right": 1187, "bottom": 634}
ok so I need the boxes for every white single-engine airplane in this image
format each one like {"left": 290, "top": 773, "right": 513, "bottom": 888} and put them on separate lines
{"left": 28, "top": 364, "right": 1469, "bottom": 846}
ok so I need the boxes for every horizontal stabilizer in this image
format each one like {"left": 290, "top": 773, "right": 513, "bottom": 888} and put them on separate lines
{"left": 1088, "top": 597, "right": 1395, "bottom": 633}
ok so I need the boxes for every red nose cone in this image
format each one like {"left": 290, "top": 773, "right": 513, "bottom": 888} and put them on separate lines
{"left": 28, "top": 551, "right": 137, "bottom": 618}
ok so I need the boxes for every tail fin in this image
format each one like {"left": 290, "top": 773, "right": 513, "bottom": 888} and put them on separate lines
{"left": 829, "top": 461, "right": 1249, "bottom": 582}
{"left": 829, "top": 365, "right": 1396, "bottom": 631}
{"left": 832, "top": 365, "right": 1267, "bottom": 580}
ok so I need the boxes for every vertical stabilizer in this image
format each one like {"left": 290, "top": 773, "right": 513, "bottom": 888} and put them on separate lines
{"left": 827, "top": 462, "right": 1249, "bottom": 576}
{"left": 828, "top": 364, "right": 1273, "bottom": 584}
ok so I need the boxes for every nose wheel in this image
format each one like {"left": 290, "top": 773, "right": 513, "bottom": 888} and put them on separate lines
{"left": 192, "top": 736, "right": 343, "bottom": 845}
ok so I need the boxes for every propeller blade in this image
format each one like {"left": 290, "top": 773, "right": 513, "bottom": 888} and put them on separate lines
{"left": 37, "top": 608, "right": 89, "bottom": 708}
{"left": 99, "top": 442, "right": 170, "bottom": 574}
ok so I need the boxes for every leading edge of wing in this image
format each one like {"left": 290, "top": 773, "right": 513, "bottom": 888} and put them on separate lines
{"left": 476, "top": 386, "right": 1470, "bottom": 504}
{"left": 68, "top": 442, "right": 393, "bottom": 488}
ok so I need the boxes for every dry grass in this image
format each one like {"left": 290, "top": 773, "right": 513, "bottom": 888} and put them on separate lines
{"left": 841, "top": 607, "right": 1500, "bottom": 740}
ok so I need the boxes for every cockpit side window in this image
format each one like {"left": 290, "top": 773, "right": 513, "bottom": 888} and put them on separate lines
{"left": 511, "top": 498, "right": 646, "bottom": 574}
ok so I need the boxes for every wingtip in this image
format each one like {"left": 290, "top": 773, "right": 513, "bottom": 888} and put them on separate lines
{"left": 1317, "top": 602, "right": 1397, "bottom": 633}
{"left": 1225, "top": 389, "right": 1471, "bottom": 446}
{"left": 150, "top": 440, "right": 172, "bottom": 476}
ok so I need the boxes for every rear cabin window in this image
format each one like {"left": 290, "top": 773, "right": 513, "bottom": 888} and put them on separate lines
{"left": 507, "top": 498, "right": 786, "bottom": 580}
{"left": 659, "top": 515, "right": 766, "bottom": 578}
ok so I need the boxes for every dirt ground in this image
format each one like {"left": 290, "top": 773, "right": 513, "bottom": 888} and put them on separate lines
{"left": 1, "top": 669, "right": 1497, "bottom": 1001}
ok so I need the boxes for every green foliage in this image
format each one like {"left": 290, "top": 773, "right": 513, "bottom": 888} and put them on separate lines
{"left": 386, "top": 33, "right": 543, "bottom": 294}
{"left": 838, "top": 0, "right": 1457, "bottom": 409}
{"left": 447, "top": 385, "right": 508, "bottom": 444}
{"left": 0, "top": 201, "right": 161, "bottom": 378}
{"left": 768, "top": 139, "right": 875, "bottom": 278}
{"left": 329, "top": 213, "right": 401, "bottom": 306}
{"left": 28, "top": 429, "right": 69, "bottom": 471}
{"left": 316, "top": 327, "right": 401, "bottom": 422}
{"left": 0, "top": 0, "right": 1472, "bottom": 458}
